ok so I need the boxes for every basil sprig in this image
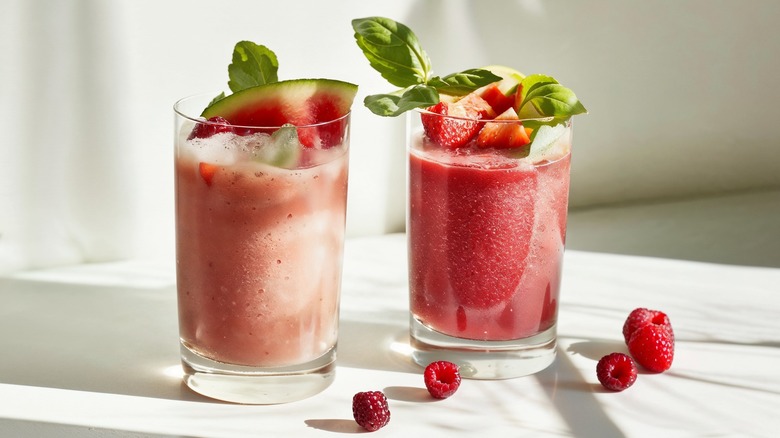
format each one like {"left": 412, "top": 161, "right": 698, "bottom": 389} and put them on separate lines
{"left": 352, "top": 17, "right": 501, "bottom": 117}
{"left": 208, "top": 41, "right": 280, "bottom": 106}
{"left": 352, "top": 17, "right": 588, "bottom": 123}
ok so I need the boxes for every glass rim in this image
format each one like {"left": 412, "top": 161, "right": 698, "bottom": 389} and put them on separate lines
{"left": 174, "top": 92, "right": 352, "bottom": 130}
{"left": 412, "top": 106, "right": 567, "bottom": 125}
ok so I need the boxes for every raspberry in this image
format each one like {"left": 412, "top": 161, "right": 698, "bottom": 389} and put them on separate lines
{"left": 596, "top": 353, "right": 637, "bottom": 391}
{"left": 628, "top": 324, "right": 675, "bottom": 372}
{"left": 423, "top": 360, "right": 461, "bottom": 399}
{"left": 188, "top": 116, "right": 232, "bottom": 139}
{"left": 622, "top": 307, "right": 673, "bottom": 344}
{"left": 352, "top": 391, "right": 390, "bottom": 432}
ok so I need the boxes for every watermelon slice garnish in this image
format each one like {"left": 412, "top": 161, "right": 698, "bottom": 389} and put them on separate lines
{"left": 201, "top": 78, "right": 357, "bottom": 148}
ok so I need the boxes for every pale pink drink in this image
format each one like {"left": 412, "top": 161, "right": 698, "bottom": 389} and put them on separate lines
{"left": 174, "top": 94, "right": 350, "bottom": 403}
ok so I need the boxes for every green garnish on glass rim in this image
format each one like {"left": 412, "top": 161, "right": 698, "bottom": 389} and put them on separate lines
{"left": 206, "top": 41, "right": 281, "bottom": 107}
{"left": 351, "top": 16, "right": 587, "bottom": 123}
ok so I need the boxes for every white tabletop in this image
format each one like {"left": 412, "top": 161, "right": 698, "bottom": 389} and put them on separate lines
{"left": 1, "top": 233, "right": 778, "bottom": 437}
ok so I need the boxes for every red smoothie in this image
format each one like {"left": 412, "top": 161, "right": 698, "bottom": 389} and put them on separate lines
{"left": 408, "top": 131, "right": 571, "bottom": 341}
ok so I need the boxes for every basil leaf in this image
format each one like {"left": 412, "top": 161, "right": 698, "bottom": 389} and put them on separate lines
{"left": 517, "top": 74, "right": 587, "bottom": 121}
{"left": 364, "top": 85, "right": 439, "bottom": 117}
{"left": 352, "top": 17, "right": 432, "bottom": 88}
{"left": 427, "top": 69, "right": 502, "bottom": 96}
{"left": 517, "top": 74, "right": 558, "bottom": 103}
{"left": 227, "top": 41, "right": 279, "bottom": 92}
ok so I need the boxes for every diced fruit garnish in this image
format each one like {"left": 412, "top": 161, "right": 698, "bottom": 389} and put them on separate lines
{"left": 622, "top": 308, "right": 674, "bottom": 344}
{"left": 201, "top": 79, "right": 357, "bottom": 149}
{"left": 352, "top": 391, "right": 390, "bottom": 432}
{"left": 188, "top": 116, "right": 232, "bottom": 140}
{"left": 454, "top": 92, "right": 496, "bottom": 118}
{"left": 198, "top": 162, "right": 218, "bottom": 186}
{"left": 479, "top": 83, "right": 515, "bottom": 115}
{"left": 597, "top": 353, "right": 638, "bottom": 391}
{"left": 627, "top": 324, "right": 675, "bottom": 373}
{"left": 479, "top": 65, "right": 525, "bottom": 114}
{"left": 476, "top": 107, "right": 531, "bottom": 149}
{"left": 424, "top": 361, "right": 461, "bottom": 399}
{"left": 421, "top": 93, "right": 494, "bottom": 149}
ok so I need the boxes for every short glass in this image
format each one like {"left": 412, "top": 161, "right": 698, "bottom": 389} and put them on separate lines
{"left": 173, "top": 94, "right": 350, "bottom": 403}
{"left": 406, "top": 109, "right": 572, "bottom": 379}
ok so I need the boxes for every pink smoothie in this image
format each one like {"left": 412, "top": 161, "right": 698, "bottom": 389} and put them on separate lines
{"left": 408, "top": 133, "right": 571, "bottom": 341}
{"left": 175, "top": 140, "right": 348, "bottom": 368}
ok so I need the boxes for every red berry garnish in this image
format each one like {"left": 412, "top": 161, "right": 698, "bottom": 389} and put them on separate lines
{"left": 421, "top": 94, "right": 494, "bottom": 149}
{"left": 188, "top": 116, "right": 233, "bottom": 139}
{"left": 352, "top": 391, "right": 390, "bottom": 432}
{"left": 596, "top": 353, "right": 638, "bottom": 391}
{"left": 622, "top": 307, "right": 673, "bottom": 344}
{"left": 628, "top": 324, "right": 675, "bottom": 372}
{"left": 423, "top": 360, "right": 461, "bottom": 399}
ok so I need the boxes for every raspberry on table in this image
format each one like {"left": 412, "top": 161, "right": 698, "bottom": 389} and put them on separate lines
{"left": 622, "top": 307, "right": 673, "bottom": 344}
{"left": 424, "top": 360, "right": 461, "bottom": 399}
{"left": 628, "top": 324, "right": 675, "bottom": 372}
{"left": 352, "top": 391, "right": 390, "bottom": 432}
{"left": 596, "top": 352, "right": 638, "bottom": 391}
{"left": 188, "top": 116, "right": 233, "bottom": 139}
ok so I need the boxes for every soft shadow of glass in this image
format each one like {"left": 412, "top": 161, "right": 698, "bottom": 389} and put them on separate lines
{"left": 304, "top": 419, "right": 364, "bottom": 434}
{"left": 567, "top": 339, "right": 628, "bottom": 361}
{"left": 535, "top": 347, "right": 627, "bottom": 438}
{"left": 338, "top": 319, "right": 420, "bottom": 374}
{"left": 566, "top": 339, "right": 662, "bottom": 376}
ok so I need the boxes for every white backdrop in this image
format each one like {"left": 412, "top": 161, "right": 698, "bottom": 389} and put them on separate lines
{"left": 1, "top": 0, "right": 779, "bottom": 272}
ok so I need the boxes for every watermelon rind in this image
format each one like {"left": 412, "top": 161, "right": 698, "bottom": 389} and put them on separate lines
{"left": 201, "top": 78, "right": 358, "bottom": 127}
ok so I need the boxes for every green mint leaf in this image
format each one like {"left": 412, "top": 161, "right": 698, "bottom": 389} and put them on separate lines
{"left": 427, "top": 69, "right": 502, "bottom": 96}
{"left": 227, "top": 41, "right": 279, "bottom": 93}
{"left": 364, "top": 85, "right": 439, "bottom": 117}
{"left": 352, "top": 17, "right": 432, "bottom": 88}
{"left": 516, "top": 74, "right": 587, "bottom": 121}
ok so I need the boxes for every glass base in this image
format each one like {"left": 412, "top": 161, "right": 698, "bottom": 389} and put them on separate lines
{"left": 180, "top": 342, "right": 336, "bottom": 404}
{"left": 409, "top": 317, "right": 556, "bottom": 379}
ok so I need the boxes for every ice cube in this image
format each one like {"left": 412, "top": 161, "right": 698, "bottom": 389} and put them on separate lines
{"left": 250, "top": 125, "right": 301, "bottom": 168}
{"left": 184, "top": 131, "right": 241, "bottom": 164}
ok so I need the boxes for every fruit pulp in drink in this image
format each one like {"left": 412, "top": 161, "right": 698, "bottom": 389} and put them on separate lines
{"left": 408, "top": 131, "right": 571, "bottom": 341}
{"left": 175, "top": 134, "right": 348, "bottom": 367}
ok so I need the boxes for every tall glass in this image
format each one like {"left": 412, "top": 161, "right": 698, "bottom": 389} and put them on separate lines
{"left": 173, "top": 94, "right": 350, "bottom": 403}
{"left": 407, "top": 110, "right": 572, "bottom": 379}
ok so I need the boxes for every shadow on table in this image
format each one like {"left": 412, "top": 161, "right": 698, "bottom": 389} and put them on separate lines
{"left": 337, "top": 316, "right": 419, "bottom": 374}
{"left": 535, "top": 346, "right": 627, "bottom": 438}
{"left": 0, "top": 268, "right": 209, "bottom": 403}
{"left": 0, "top": 418, "right": 191, "bottom": 438}
{"left": 0, "top": 263, "right": 416, "bottom": 403}
{"left": 339, "top": 314, "right": 629, "bottom": 437}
